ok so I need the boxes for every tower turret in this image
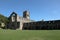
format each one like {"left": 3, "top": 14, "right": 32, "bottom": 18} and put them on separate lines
{"left": 23, "top": 11, "right": 30, "bottom": 19}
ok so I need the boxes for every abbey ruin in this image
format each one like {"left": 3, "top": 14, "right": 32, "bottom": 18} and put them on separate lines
{"left": 6, "top": 11, "right": 60, "bottom": 30}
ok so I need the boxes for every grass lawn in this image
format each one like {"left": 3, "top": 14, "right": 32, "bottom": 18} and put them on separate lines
{"left": 0, "top": 29, "right": 60, "bottom": 40}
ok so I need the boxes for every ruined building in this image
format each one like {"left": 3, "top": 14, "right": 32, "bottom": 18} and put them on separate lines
{"left": 7, "top": 10, "right": 60, "bottom": 30}
{"left": 8, "top": 11, "right": 33, "bottom": 30}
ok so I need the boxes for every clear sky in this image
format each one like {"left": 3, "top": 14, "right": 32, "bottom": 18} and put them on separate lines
{"left": 0, "top": 0, "right": 60, "bottom": 21}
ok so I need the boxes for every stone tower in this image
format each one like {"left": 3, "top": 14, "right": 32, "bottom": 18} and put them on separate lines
{"left": 23, "top": 11, "right": 30, "bottom": 19}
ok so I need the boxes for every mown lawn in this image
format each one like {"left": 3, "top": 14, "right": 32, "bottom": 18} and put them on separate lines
{"left": 0, "top": 29, "right": 60, "bottom": 40}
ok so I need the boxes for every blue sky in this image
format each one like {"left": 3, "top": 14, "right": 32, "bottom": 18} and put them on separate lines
{"left": 0, "top": 0, "right": 60, "bottom": 21}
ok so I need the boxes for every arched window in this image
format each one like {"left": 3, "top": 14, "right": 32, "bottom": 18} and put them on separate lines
{"left": 12, "top": 14, "right": 15, "bottom": 21}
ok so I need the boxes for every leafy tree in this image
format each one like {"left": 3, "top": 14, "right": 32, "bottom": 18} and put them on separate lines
{"left": 0, "top": 14, "right": 9, "bottom": 28}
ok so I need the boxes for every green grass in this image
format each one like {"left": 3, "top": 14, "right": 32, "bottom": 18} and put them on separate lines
{"left": 0, "top": 29, "right": 60, "bottom": 40}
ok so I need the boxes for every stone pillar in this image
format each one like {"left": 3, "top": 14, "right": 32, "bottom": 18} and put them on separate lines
{"left": 20, "top": 22, "right": 23, "bottom": 30}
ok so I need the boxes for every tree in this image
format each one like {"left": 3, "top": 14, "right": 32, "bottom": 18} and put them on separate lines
{"left": 0, "top": 14, "right": 9, "bottom": 28}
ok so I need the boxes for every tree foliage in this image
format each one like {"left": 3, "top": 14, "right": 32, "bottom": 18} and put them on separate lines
{"left": 0, "top": 14, "right": 9, "bottom": 25}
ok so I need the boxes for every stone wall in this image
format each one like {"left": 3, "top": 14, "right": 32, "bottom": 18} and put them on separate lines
{"left": 23, "top": 20, "right": 60, "bottom": 30}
